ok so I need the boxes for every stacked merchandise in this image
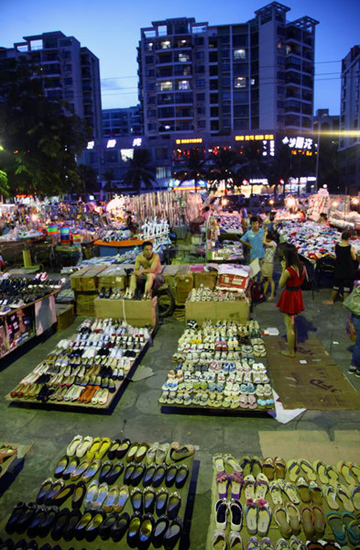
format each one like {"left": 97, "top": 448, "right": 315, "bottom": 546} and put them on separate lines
{"left": 159, "top": 320, "right": 274, "bottom": 412}
{"left": 208, "top": 455, "right": 360, "bottom": 550}
{"left": 218, "top": 214, "right": 243, "bottom": 235}
{"left": 4, "top": 435, "right": 195, "bottom": 549}
{"left": 277, "top": 222, "right": 341, "bottom": 263}
{"left": 7, "top": 319, "right": 151, "bottom": 410}
{"left": 187, "top": 288, "right": 248, "bottom": 303}
{"left": 0, "top": 273, "right": 64, "bottom": 313}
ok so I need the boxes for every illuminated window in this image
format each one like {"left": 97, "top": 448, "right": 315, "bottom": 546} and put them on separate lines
{"left": 234, "top": 49, "right": 246, "bottom": 60}
{"left": 161, "top": 40, "right": 171, "bottom": 49}
{"left": 160, "top": 81, "right": 173, "bottom": 91}
{"left": 87, "top": 141, "right": 95, "bottom": 150}
{"left": 107, "top": 139, "right": 116, "bottom": 148}
{"left": 234, "top": 77, "right": 247, "bottom": 88}
{"left": 178, "top": 80, "right": 190, "bottom": 90}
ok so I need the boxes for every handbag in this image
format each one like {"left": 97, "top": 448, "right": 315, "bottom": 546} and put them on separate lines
{"left": 343, "top": 285, "right": 360, "bottom": 316}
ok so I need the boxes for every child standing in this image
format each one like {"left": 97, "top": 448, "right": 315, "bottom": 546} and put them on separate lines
{"left": 261, "top": 230, "right": 277, "bottom": 300}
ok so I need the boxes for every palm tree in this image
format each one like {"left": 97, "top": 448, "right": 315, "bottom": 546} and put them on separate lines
{"left": 121, "top": 148, "right": 157, "bottom": 194}
{"left": 207, "top": 147, "right": 239, "bottom": 193}
{"left": 174, "top": 148, "right": 208, "bottom": 192}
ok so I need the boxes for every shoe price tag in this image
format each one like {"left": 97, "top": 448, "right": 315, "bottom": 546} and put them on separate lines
{"left": 299, "top": 360, "right": 307, "bottom": 364}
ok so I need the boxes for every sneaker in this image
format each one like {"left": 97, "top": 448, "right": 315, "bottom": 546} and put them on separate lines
{"left": 355, "top": 370, "right": 360, "bottom": 378}
{"left": 348, "top": 365, "right": 357, "bottom": 374}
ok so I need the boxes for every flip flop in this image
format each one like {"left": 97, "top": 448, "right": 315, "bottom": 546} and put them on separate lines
{"left": 313, "top": 460, "right": 329, "bottom": 484}
{"left": 326, "top": 465, "right": 339, "bottom": 486}
{"left": 309, "top": 481, "right": 323, "bottom": 505}
{"left": 322, "top": 484, "right": 339, "bottom": 510}
{"left": 269, "top": 480, "right": 283, "bottom": 505}
{"left": 229, "top": 470, "right": 243, "bottom": 500}
{"left": 273, "top": 505, "right": 292, "bottom": 539}
{"left": 274, "top": 457, "right": 286, "bottom": 479}
{"left": 216, "top": 471, "right": 229, "bottom": 499}
{"left": 240, "top": 456, "right": 252, "bottom": 476}
{"left": 337, "top": 483, "right": 355, "bottom": 512}
{"left": 327, "top": 511, "right": 346, "bottom": 546}
{"left": 286, "top": 502, "right": 301, "bottom": 535}
{"left": 336, "top": 461, "right": 356, "bottom": 485}
{"left": 255, "top": 473, "right": 269, "bottom": 500}
{"left": 262, "top": 457, "right": 276, "bottom": 481}
{"left": 352, "top": 486, "right": 360, "bottom": 510}
{"left": 300, "top": 459, "right": 317, "bottom": 481}
{"left": 280, "top": 481, "right": 300, "bottom": 505}
{"left": 244, "top": 499, "right": 258, "bottom": 535}
{"left": 312, "top": 504, "right": 326, "bottom": 538}
{"left": 350, "top": 462, "right": 360, "bottom": 483}
{"left": 257, "top": 499, "right": 272, "bottom": 537}
{"left": 286, "top": 460, "right": 301, "bottom": 482}
{"left": 224, "top": 455, "right": 243, "bottom": 472}
{"left": 300, "top": 504, "right": 315, "bottom": 540}
{"left": 213, "top": 455, "right": 226, "bottom": 473}
{"left": 296, "top": 477, "right": 311, "bottom": 503}
{"left": 244, "top": 475, "right": 256, "bottom": 500}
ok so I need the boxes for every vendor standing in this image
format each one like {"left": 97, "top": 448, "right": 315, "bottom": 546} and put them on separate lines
{"left": 129, "top": 241, "right": 164, "bottom": 299}
{"left": 240, "top": 216, "right": 265, "bottom": 265}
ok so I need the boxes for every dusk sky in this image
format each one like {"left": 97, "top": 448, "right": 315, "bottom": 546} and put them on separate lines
{"left": 2, "top": 0, "right": 359, "bottom": 115}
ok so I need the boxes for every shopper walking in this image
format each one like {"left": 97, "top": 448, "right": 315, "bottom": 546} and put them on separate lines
{"left": 277, "top": 246, "right": 306, "bottom": 357}
{"left": 240, "top": 216, "right": 265, "bottom": 263}
{"left": 324, "top": 231, "right": 357, "bottom": 305}
{"left": 261, "top": 230, "right": 277, "bottom": 301}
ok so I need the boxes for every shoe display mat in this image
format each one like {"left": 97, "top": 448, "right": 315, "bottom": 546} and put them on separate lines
{"left": 264, "top": 336, "right": 360, "bottom": 410}
{"left": 4, "top": 333, "right": 153, "bottom": 414}
{"left": 0, "top": 439, "right": 195, "bottom": 550}
{"left": 160, "top": 401, "right": 274, "bottom": 417}
{"left": 205, "top": 455, "right": 349, "bottom": 550}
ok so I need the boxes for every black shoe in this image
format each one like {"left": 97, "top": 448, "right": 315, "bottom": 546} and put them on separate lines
{"left": 99, "top": 287, "right": 106, "bottom": 299}
{"left": 143, "top": 488, "right": 155, "bottom": 514}
{"left": 105, "top": 462, "right": 124, "bottom": 485}
{"left": 116, "top": 438, "right": 131, "bottom": 459}
{"left": 5, "top": 503, "right": 28, "bottom": 534}
{"left": 142, "top": 464, "right": 156, "bottom": 487}
{"left": 54, "top": 456, "right": 69, "bottom": 479}
{"left": 111, "top": 512, "right": 130, "bottom": 542}
{"left": 62, "top": 457, "right": 79, "bottom": 480}
{"left": 175, "top": 464, "right": 189, "bottom": 489}
{"left": 108, "top": 378, "right": 116, "bottom": 393}
{"left": 155, "top": 488, "right": 169, "bottom": 517}
{"left": 74, "top": 510, "right": 93, "bottom": 541}
{"left": 98, "top": 511, "right": 118, "bottom": 540}
{"left": 71, "top": 481, "right": 87, "bottom": 509}
{"left": 165, "top": 465, "right": 177, "bottom": 487}
{"left": 62, "top": 509, "right": 82, "bottom": 541}
{"left": 130, "top": 488, "right": 143, "bottom": 514}
{"left": 138, "top": 514, "right": 154, "bottom": 550}
{"left": 104, "top": 288, "right": 112, "bottom": 299}
{"left": 152, "top": 464, "right": 166, "bottom": 488}
{"left": 0, "top": 539, "right": 15, "bottom": 550}
{"left": 356, "top": 370, "right": 360, "bottom": 378}
{"left": 14, "top": 503, "right": 38, "bottom": 534}
{"left": 36, "top": 479, "right": 54, "bottom": 504}
{"left": 99, "top": 461, "right": 113, "bottom": 484}
{"left": 50, "top": 483, "right": 75, "bottom": 507}
{"left": 36, "top": 506, "right": 59, "bottom": 538}
{"left": 167, "top": 492, "right": 181, "bottom": 520}
{"left": 84, "top": 511, "right": 105, "bottom": 542}
{"left": 51, "top": 508, "right": 71, "bottom": 541}
{"left": 12, "top": 541, "right": 27, "bottom": 550}
{"left": 163, "top": 517, "right": 183, "bottom": 550}
{"left": 152, "top": 515, "right": 170, "bottom": 548}
{"left": 124, "top": 462, "right": 136, "bottom": 485}
{"left": 127, "top": 513, "right": 142, "bottom": 548}
{"left": 131, "top": 463, "right": 146, "bottom": 486}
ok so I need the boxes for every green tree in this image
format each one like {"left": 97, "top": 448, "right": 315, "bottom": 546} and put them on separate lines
{"left": 77, "top": 164, "right": 98, "bottom": 198}
{"left": 207, "top": 147, "right": 239, "bottom": 192}
{"left": 0, "top": 169, "right": 10, "bottom": 198}
{"left": 174, "top": 148, "right": 208, "bottom": 192}
{"left": 122, "top": 149, "right": 157, "bottom": 194}
{"left": 0, "top": 57, "right": 90, "bottom": 196}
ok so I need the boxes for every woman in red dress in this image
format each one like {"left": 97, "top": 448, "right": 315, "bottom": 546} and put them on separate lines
{"left": 277, "top": 246, "right": 306, "bottom": 357}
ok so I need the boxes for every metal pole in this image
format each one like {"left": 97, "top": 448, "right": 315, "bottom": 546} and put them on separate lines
{"left": 315, "top": 124, "right": 320, "bottom": 193}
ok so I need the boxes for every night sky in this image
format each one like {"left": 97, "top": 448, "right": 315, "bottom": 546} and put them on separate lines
{"left": 2, "top": 0, "right": 359, "bottom": 115}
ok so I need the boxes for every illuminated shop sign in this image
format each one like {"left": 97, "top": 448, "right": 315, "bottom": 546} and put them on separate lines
{"left": 175, "top": 138, "right": 203, "bottom": 144}
{"left": 132, "top": 138, "right": 142, "bottom": 147}
{"left": 107, "top": 139, "right": 117, "bottom": 148}
{"left": 235, "top": 134, "right": 274, "bottom": 141}
{"left": 282, "top": 136, "right": 313, "bottom": 150}
{"left": 86, "top": 141, "right": 95, "bottom": 150}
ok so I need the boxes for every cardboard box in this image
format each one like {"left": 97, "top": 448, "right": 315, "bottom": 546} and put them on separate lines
{"left": 193, "top": 271, "right": 217, "bottom": 290}
{"left": 94, "top": 297, "right": 158, "bottom": 327}
{"left": 98, "top": 266, "right": 129, "bottom": 290}
{"left": 185, "top": 299, "right": 250, "bottom": 324}
{"left": 75, "top": 291, "right": 98, "bottom": 316}
{"left": 217, "top": 273, "right": 249, "bottom": 291}
{"left": 70, "top": 265, "right": 109, "bottom": 292}
{"left": 175, "top": 272, "right": 194, "bottom": 305}
{"left": 56, "top": 304, "right": 75, "bottom": 331}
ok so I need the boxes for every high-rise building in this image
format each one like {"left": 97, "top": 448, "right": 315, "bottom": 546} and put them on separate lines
{"left": 0, "top": 31, "right": 102, "bottom": 139}
{"left": 102, "top": 106, "right": 141, "bottom": 137}
{"left": 137, "top": 2, "right": 318, "bottom": 138}
{"left": 339, "top": 46, "right": 360, "bottom": 192}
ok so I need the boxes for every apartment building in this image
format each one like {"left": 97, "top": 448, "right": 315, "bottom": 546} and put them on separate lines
{"left": 102, "top": 106, "right": 141, "bottom": 137}
{"left": 0, "top": 31, "right": 102, "bottom": 139}
{"left": 339, "top": 46, "right": 360, "bottom": 192}
{"left": 137, "top": 2, "right": 318, "bottom": 138}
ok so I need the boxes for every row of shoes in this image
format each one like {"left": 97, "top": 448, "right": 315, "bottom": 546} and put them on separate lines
{"left": 160, "top": 389, "right": 274, "bottom": 410}
{"left": 287, "top": 459, "right": 360, "bottom": 486}
{"left": 185, "top": 319, "right": 262, "bottom": 339}
{"left": 188, "top": 288, "right": 245, "bottom": 302}
{"left": 5, "top": 501, "right": 183, "bottom": 549}
{"left": 0, "top": 274, "right": 65, "bottom": 309}
{"left": 78, "top": 318, "right": 150, "bottom": 340}
{"left": 212, "top": 534, "right": 344, "bottom": 550}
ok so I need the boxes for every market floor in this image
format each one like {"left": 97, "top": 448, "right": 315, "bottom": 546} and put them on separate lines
{"left": 0, "top": 286, "right": 360, "bottom": 549}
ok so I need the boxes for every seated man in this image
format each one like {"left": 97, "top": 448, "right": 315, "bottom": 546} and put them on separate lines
{"left": 129, "top": 241, "right": 164, "bottom": 299}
